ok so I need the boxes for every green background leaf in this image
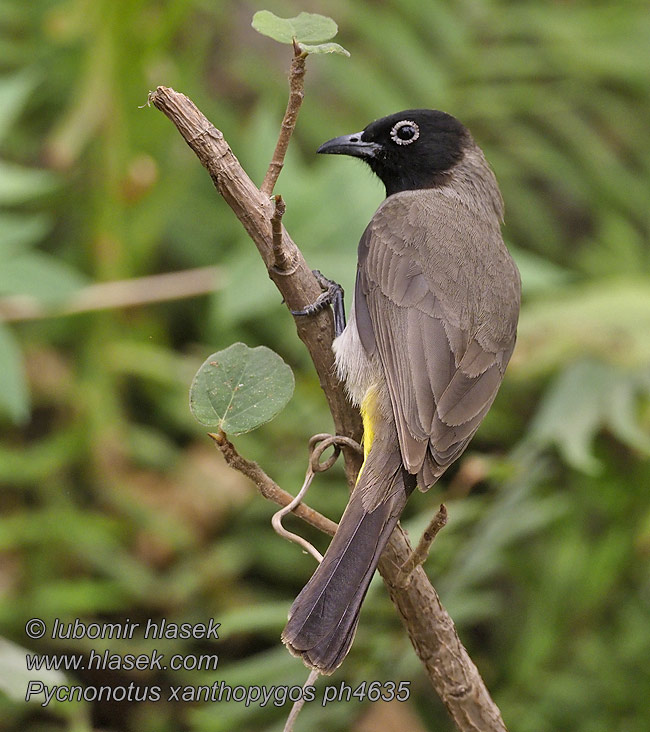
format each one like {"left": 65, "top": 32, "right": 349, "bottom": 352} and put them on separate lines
{"left": 0, "top": 252, "right": 86, "bottom": 303}
{"left": 527, "top": 359, "right": 650, "bottom": 473}
{"left": 0, "top": 161, "right": 55, "bottom": 204}
{"left": 0, "top": 71, "right": 36, "bottom": 142}
{"left": 0, "top": 322, "right": 29, "bottom": 423}
{"left": 0, "top": 213, "right": 51, "bottom": 256}
{"left": 189, "top": 342, "right": 294, "bottom": 435}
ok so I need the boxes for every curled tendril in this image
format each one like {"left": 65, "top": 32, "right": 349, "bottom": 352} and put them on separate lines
{"left": 272, "top": 434, "right": 362, "bottom": 562}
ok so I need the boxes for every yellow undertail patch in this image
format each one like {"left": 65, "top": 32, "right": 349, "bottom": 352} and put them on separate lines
{"left": 357, "top": 385, "right": 378, "bottom": 483}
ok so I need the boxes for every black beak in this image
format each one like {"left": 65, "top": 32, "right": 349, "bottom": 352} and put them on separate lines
{"left": 317, "top": 132, "right": 381, "bottom": 159}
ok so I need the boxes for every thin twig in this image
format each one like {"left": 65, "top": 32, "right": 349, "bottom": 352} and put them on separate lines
{"left": 284, "top": 668, "right": 320, "bottom": 732}
{"left": 271, "top": 194, "right": 294, "bottom": 272}
{"left": 395, "top": 504, "right": 448, "bottom": 588}
{"left": 0, "top": 266, "right": 220, "bottom": 323}
{"left": 261, "top": 41, "right": 307, "bottom": 195}
{"left": 208, "top": 431, "right": 337, "bottom": 536}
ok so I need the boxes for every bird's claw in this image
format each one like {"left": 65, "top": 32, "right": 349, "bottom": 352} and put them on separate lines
{"left": 291, "top": 270, "right": 346, "bottom": 337}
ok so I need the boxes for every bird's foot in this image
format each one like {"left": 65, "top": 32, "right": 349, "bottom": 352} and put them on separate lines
{"left": 291, "top": 270, "right": 346, "bottom": 337}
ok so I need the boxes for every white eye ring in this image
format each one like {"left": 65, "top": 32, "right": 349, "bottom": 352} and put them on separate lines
{"left": 390, "top": 120, "right": 420, "bottom": 145}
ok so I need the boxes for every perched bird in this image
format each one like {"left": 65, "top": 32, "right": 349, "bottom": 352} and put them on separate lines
{"left": 282, "top": 109, "right": 521, "bottom": 674}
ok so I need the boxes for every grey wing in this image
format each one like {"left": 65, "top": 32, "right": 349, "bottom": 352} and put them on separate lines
{"left": 355, "top": 192, "right": 520, "bottom": 488}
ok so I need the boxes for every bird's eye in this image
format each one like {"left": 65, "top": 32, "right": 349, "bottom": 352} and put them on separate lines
{"left": 390, "top": 120, "right": 420, "bottom": 146}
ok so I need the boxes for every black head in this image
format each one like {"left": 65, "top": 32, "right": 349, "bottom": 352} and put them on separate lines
{"left": 317, "top": 109, "right": 470, "bottom": 197}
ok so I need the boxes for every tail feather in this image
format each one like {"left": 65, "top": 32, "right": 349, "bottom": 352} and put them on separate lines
{"left": 282, "top": 446, "right": 414, "bottom": 674}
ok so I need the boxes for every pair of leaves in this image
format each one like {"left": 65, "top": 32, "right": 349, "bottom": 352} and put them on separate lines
{"left": 252, "top": 11, "right": 350, "bottom": 57}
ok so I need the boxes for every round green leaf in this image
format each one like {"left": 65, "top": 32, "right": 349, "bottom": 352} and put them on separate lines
{"left": 252, "top": 11, "right": 338, "bottom": 45}
{"left": 189, "top": 343, "right": 294, "bottom": 435}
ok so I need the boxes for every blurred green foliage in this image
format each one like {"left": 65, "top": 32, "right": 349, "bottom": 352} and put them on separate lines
{"left": 0, "top": 1, "right": 649, "bottom": 731}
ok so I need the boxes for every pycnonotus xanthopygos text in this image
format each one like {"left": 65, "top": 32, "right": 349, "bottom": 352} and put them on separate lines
{"left": 282, "top": 109, "right": 521, "bottom": 673}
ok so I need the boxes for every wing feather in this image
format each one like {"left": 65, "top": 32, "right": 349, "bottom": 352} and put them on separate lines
{"left": 355, "top": 190, "right": 520, "bottom": 486}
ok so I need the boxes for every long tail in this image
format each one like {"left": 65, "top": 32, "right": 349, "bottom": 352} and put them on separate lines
{"left": 282, "top": 441, "right": 415, "bottom": 674}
